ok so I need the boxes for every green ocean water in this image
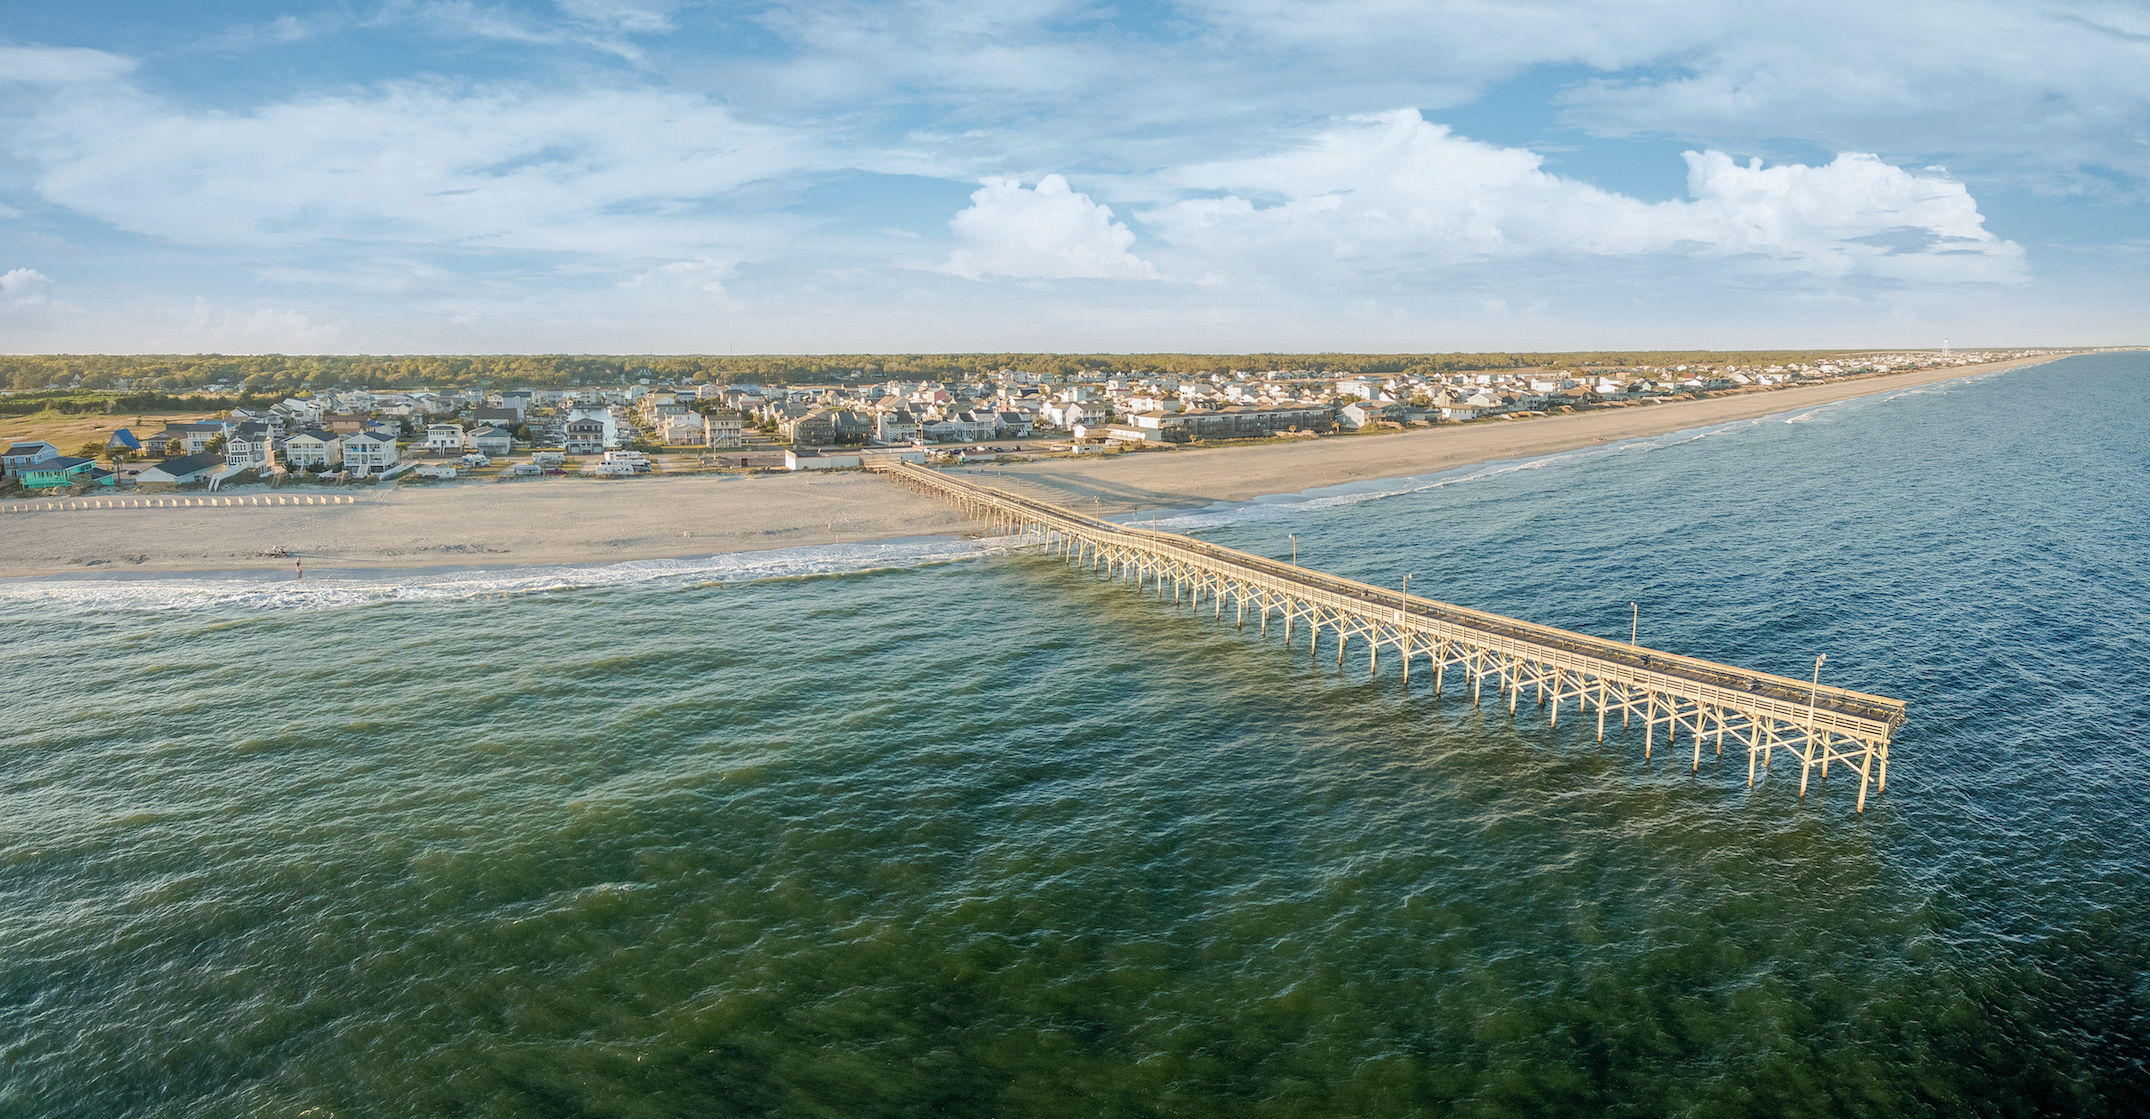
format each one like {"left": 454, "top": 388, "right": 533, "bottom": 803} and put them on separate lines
{"left": 4, "top": 354, "right": 2148, "bottom": 1116}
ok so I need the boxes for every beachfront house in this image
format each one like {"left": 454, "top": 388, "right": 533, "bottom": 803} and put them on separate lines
{"left": 284, "top": 429, "right": 341, "bottom": 470}
{"left": 563, "top": 418, "right": 606, "bottom": 455}
{"left": 3, "top": 440, "right": 60, "bottom": 480}
{"left": 18, "top": 456, "right": 108, "bottom": 489}
{"left": 563, "top": 407, "right": 618, "bottom": 448}
{"left": 341, "top": 431, "right": 398, "bottom": 474}
{"left": 1338, "top": 401, "right": 1404, "bottom": 430}
{"left": 467, "top": 425, "right": 514, "bottom": 456}
{"left": 223, "top": 425, "right": 276, "bottom": 470}
{"left": 1131, "top": 404, "right": 1334, "bottom": 442}
{"left": 136, "top": 452, "right": 224, "bottom": 486}
{"left": 422, "top": 423, "right": 466, "bottom": 452}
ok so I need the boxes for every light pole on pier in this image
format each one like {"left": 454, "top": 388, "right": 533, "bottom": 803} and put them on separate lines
{"left": 1630, "top": 602, "right": 1639, "bottom": 647}
{"left": 1289, "top": 534, "right": 1298, "bottom": 566}
{"left": 1805, "top": 653, "right": 1827, "bottom": 726}
{"left": 1402, "top": 573, "right": 1411, "bottom": 597}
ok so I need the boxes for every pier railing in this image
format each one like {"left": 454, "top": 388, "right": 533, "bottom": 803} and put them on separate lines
{"left": 875, "top": 461, "right": 1905, "bottom": 811}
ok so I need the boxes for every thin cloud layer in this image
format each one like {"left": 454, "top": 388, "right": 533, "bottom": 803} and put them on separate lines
{"left": 5, "top": 47, "right": 818, "bottom": 257}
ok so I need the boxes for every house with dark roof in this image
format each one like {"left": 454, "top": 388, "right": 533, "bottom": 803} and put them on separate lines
{"left": 3, "top": 441, "right": 60, "bottom": 479}
{"left": 563, "top": 418, "right": 606, "bottom": 455}
{"left": 283, "top": 429, "right": 341, "bottom": 470}
{"left": 340, "top": 431, "right": 398, "bottom": 474}
{"left": 19, "top": 456, "right": 110, "bottom": 489}
{"left": 467, "top": 425, "right": 514, "bottom": 456}
{"left": 136, "top": 452, "right": 226, "bottom": 486}
{"left": 224, "top": 423, "right": 277, "bottom": 470}
{"left": 148, "top": 422, "right": 224, "bottom": 456}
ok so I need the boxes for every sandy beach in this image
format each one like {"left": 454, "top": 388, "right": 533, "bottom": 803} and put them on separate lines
{"left": 0, "top": 354, "right": 2068, "bottom": 578}
{"left": 989, "top": 354, "right": 2068, "bottom": 512}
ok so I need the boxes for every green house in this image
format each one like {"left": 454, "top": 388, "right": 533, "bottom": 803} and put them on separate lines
{"left": 19, "top": 456, "right": 111, "bottom": 489}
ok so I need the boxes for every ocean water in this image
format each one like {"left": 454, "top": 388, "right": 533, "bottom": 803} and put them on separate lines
{"left": 5, "top": 353, "right": 2148, "bottom": 1117}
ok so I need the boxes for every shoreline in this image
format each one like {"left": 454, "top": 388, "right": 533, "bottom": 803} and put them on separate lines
{"left": 978, "top": 353, "right": 2070, "bottom": 513}
{"left": 0, "top": 354, "right": 2073, "bottom": 579}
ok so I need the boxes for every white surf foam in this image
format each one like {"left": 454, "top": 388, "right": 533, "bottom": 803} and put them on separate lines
{"left": 1132, "top": 420, "right": 1756, "bottom": 532}
{"left": 0, "top": 537, "right": 1005, "bottom": 614}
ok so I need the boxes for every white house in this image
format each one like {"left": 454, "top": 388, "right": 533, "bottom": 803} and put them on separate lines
{"left": 564, "top": 406, "right": 618, "bottom": 448}
{"left": 422, "top": 423, "right": 466, "bottom": 451}
{"left": 341, "top": 431, "right": 399, "bottom": 474}
{"left": 224, "top": 428, "right": 276, "bottom": 469}
{"left": 1077, "top": 423, "right": 1159, "bottom": 444}
{"left": 467, "top": 425, "right": 514, "bottom": 456}
{"left": 1041, "top": 400, "right": 1108, "bottom": 429}
{"left": 284, "top": 430, "right": 341, "bottom": 469}
{"left": 653, "top": 415, "right": 703, "bottom": 445}
{"left": 136, "top": 452, "right": 225, "bottom": 485}
{"left": 874, "top": 410, "right": 919, "bottom": 443}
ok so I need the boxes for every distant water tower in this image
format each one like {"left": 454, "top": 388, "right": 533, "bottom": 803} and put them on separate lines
{"left": 1943, "top": 338, "right": 1950, "bottom": 355}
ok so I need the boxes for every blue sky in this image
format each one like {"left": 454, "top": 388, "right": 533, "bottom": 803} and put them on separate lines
{"left": 2, "top": 0, "right": 2147, "bottom": 353}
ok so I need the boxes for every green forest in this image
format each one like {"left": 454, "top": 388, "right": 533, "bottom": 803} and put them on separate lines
{"left": 0, "top": 350, "right": 1859, "bottom": 395}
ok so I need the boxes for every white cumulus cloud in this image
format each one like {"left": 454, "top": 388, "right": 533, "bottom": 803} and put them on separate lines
{"left": 943, "top": 175, "right": 1158, "bottom": 280}
{"left": 1137, "top": 110, "right": 2022, "bottom": 283}
{"left": 0, "top": 267, "right": 57, "bottom": 320}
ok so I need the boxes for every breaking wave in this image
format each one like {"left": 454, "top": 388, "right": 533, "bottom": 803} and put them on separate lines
{"left": 0, "top": 536, "right": 1002, "bottom": 614}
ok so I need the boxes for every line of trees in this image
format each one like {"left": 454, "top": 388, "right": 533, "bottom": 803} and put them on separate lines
{"left": 0, "top": 349, "right": 1858, "bottom": 395}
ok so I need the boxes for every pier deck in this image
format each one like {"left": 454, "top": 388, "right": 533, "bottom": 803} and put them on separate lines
{"left": 877, "top": 461, "right": 1906, "bottom": 810}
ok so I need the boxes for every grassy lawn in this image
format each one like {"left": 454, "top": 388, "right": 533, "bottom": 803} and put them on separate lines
{"left": 0, "top": 408, "right": 219, "bottom": 455}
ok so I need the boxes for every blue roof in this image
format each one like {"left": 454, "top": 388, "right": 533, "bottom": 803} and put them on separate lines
{"left": 109, "top": 428, "right": 141, "bottom": 449}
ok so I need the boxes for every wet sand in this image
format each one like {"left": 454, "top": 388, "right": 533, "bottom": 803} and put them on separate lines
{"left": 0, "top": 473, "right": 975, "bottom": 578}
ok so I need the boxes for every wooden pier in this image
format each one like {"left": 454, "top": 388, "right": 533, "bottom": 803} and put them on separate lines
{"left": 875, "top": 461, "right": 1906, "bottom": 810}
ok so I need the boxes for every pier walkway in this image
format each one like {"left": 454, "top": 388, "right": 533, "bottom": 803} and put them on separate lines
{"left": 875, "top": 461, "right": 1906, "bottom": 810}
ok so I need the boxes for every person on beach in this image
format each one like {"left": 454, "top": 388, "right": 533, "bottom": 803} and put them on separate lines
{"left": 295, "top": 559, "right": 303, "bottom": 581}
